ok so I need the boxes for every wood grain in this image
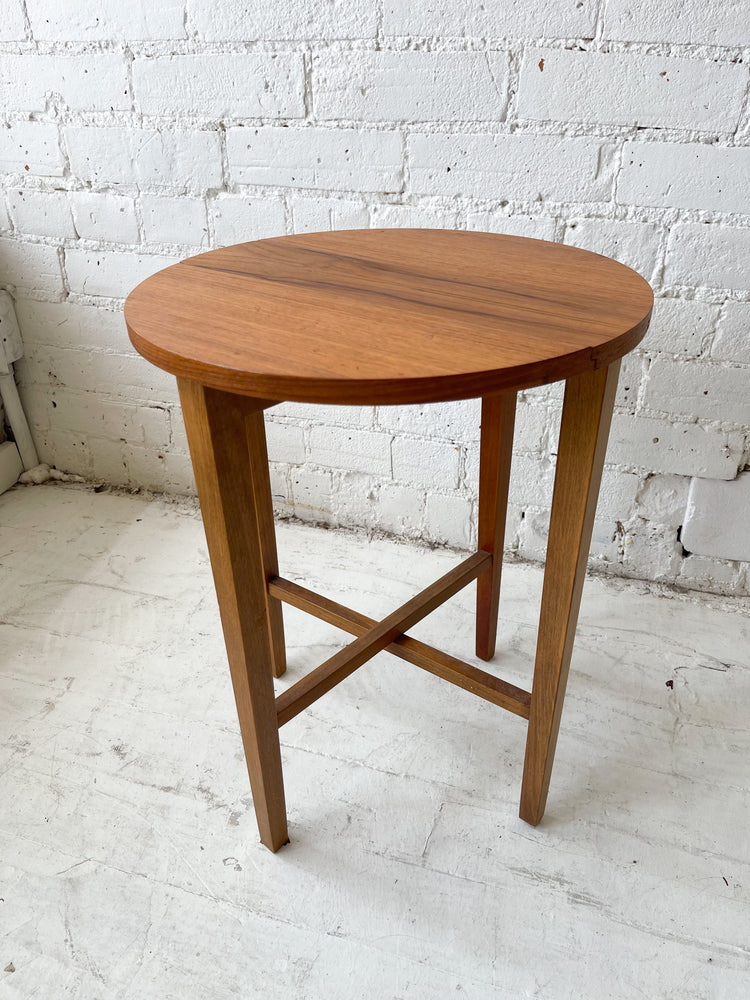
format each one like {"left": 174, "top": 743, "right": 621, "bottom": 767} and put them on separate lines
{"left": 125, "top": 230, "right": 653, "bottom": 405}
{"left": 269, "top": 575, "right": 531, "bottom": 719}
{"left": 476, "top": 392, "right": 516, "bottom": 660}
{"left": 177, "top": 379, "right": 288, "bottom": 851}
{"left": 519, "top": 361, "right": 621, "bottom": 826}
{"left": 275, "top": 550, "right": 491, "bottom": 726}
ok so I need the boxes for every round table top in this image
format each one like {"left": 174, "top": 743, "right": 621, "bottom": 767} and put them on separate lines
{"left": 125, "top": 229, "right": 653, "bottom": 405}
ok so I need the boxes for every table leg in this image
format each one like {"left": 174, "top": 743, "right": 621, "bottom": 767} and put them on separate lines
{"left": 519, "top": 361, "right": 620, "bottom": 826}
{"left": 246, "top": 408, "right": 287, "bottom": 678}
{"left": 178, "top": 379, "right": 289, "bottom": 851}
{"left": 476, "top": 392, "right": 516, "bottom": 661}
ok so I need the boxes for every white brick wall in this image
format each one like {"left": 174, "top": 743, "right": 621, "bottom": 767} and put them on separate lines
{"left": 0, "top": 53, "right": 130, "bottom": 113}
{"left": 383, "top": 2, "right": 598, "bottom": 38}
{"left": 0, "top": 0, "right": 26, "bottom": 41}
{"left": 0, "top": 123, "right": 65, "bottom": 176}
{"left": 563, "top": 217, "right": 662, "bottom": 279}
{"left": 516, "top": 49, "right": 747, "bottom": 131}
{"left": 292, "top": 197, "right": 369, "bottom": 233}
{"left": 25, "top": 0, "right": 186, "bottom": 42}
{"left": 0, "top": 239, "right": 63, "bottom": 296}
{"left": 603, "top": 0, "right": 750, "bottom": 47}
{"left": 392, "top": 437, "right": 460, "bottom": 491}
{"left": 226, "top": 127, "right": 403, "bottom": 192}
{"left": 64, "top": 250, "right": 181, "bottom": 299}
{"left": 641, "top": 360, "right": 750, "bottom": 425}
{"left": 15, "top": 299, "right": 128, "bottom": 351}
{"left": 313, "top": 51, "right": 510, "bottom": 122}
{"left": 408, "top": 133, "right": 613, "bottom": 203}
{"left": 7, "top": 190, "right": 76, "bottom": 239}
{"left": 608, "top": 415, "right": 744, "bottom": 480}
{"left": 2, "top": 0, "right": 748, "bottom": 596}
{"left": 140, "top": 194, "right": 209, "bottom": 247}
{"left": 466, "top": 211, "right": 556, "bottom": 240}
{"left": 65, "top": 128, "right": 223, "bottom": 191}
{"left": 641, "top": 298, "right": 720, "bottom": 357}
{"left": 210, "top": 194, "right": 286, "bottom": 245}
{"left": 618, "top": 142, "right": 750, "bottom": 213}
{"left": 132, "top": 54, "right": 305, "bottom": 118}
{"left": 189, "top": 1, "right": 378, "bottom": 42}
{"left": 308, "top": 426, "right": 392, "bottom": 477}
{"left": 70, "top": 192, "right": 139, "bottom": 244}
{"left": 664, "top": 225, "right": 750, "bottom": 291}
{"left": 711, "top": 303, "right": 750, "bottom": 364}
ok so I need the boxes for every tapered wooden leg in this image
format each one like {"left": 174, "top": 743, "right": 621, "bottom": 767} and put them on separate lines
{"left": 246, "top": 409, "right": 287, "bottom": 678}
{"left": 476, "top": 392, "right": 516, "bottom": 661}
{"left": 178, "top": 379, "right": 289, "bottom": 851}
{"left": 520, "top": 361, "right": 620, "bottom": 826}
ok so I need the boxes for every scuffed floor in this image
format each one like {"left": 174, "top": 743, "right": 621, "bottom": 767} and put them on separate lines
{"left": 1, "top": 483, "right": 748, "bottom": 999}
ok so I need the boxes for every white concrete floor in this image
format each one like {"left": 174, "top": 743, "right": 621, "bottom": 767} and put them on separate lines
{"left": 1, "top": 483, "right": 749, "bottom": 999}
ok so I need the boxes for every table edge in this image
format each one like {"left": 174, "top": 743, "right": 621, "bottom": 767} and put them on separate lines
{"left": 126, "top": 310, "right": 651, "bottom": 406}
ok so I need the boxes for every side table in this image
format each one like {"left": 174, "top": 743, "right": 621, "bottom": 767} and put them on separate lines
{"left": 125, "top": 229, "right": 652, "bottom": 852}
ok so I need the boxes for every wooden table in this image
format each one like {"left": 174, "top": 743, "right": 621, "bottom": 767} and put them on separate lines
{"left": 125, "top": 229, "right": 653, "bottom": 852}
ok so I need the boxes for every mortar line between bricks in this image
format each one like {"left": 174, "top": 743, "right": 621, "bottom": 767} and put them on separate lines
{"left": 594, "top": 0, "right": 608, "bottom": 43}
{"left": 503, "top": 46, "right": 524, "bottom": 126}
{"left": 375, "top": 0, "right": 384, "bottom": 51}
{"left": 302, "top": 46, "right": 314, "bottom": 120}
{"left": 2, "top": 37, "right": 749, "bottom": 61}
{"left": 9, "top": 113, "right": 750, "bottom": 143}
{"left": 734, "top": 74, "right": 750, "bottom": 139}
{"left": 18, "top": 0, "right": 33, "bottom": 43}
{"left": 9, "top": 207, "right": 750, "bottom": 241}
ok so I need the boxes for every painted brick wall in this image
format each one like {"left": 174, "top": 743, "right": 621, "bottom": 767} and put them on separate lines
{"left": 1, "top": 0, "right": 748, "bottom": 595}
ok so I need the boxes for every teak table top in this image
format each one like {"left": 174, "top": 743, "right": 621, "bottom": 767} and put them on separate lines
{"left": 125, "top": 229, "right": 653, "bottom": 405}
